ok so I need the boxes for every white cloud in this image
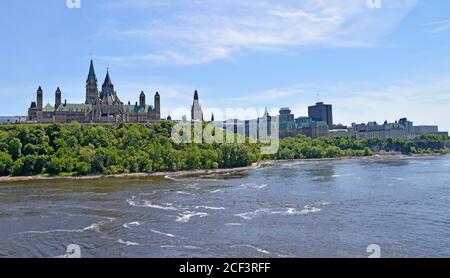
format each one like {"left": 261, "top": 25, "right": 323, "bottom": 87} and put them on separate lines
{"left": 322, "top": 76, "right": 450, "bottom": 131}
{"left": 423, "top": 18, "right": 450, "bottom": 33}
{"left": 99, "top": 0, "right": 417, "bottom": 65}
{"left": 215, "top": 86, "right": 306, "bottom": 103}
{"left": 205, "top": 75, "right": 450, "bottom": 131}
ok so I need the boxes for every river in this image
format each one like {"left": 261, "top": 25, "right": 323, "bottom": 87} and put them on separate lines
{"left": 0, "top": 155, "right": 449, "bottom": 258}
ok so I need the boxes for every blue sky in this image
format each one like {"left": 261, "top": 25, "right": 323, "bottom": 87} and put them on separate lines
{"left": 1, "top": 0, "right": 450, "bottom": 130}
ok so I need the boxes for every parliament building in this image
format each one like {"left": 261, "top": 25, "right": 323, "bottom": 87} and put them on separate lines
{"left": 28, "top": 60, "right": 161, "bottom": 123}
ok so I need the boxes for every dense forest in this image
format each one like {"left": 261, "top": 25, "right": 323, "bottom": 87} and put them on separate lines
{"left": 0, "top": 122, "right": 448, "bottom": 177}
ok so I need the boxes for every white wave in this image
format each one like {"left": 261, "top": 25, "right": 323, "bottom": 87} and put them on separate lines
{"left": 232, "top": 244, "right": 271, "bottom": 255}
{"left": 283, "top": 208, "right": 299, "bottom": 215}
{"left": 238, "top": 183, "right": 268, "bottom": 190}
{"left": 118, "top": 239, "right": 139, "bottom": 246}
{"left": 54, "top": 212, "right": 115, "bottom": 221}
{"left": 299, "top": 205, "right": 321, "bottom": 215}
{"left": 225, "top": 223, "right": 243, "bottom": 226}
{"left": 332, "top": 174, "right": 354, "bottom": 178}
{"left": 160, "top": 245, "right": 176, "bottom": 248}
{"left": 176, "top": 212, "right": 208, "bottom": 223}
{"left": 19, "top": 220, "right": 108, "bottom": 235}
{"left": 281, "top": 161, "right": 306, "bottom": 167}
{"left": 164, "top": 175, "right": 185, "bottom": 181}
{"left": 175, "top": 191, "right": 192, "bottom": 195}
{"left": 183, "top": 245, "right": 201, "bottom": 250}
{"left": 83, "top": 222, "right": 101, "bottom": 232}
{"left": 236, "top": 206, "right": 321, "bottom": 220}
{"left": 150, "top": 229, "right": 176, "bottom": 238}
{"left": 127, "top": 199, "right": 178, "bottom": 211}
{"left": 194, "top": 206, "right": 225, "bottom": 210}
{"left": 232, "top": 244, "right": 290, "bottom": 257}
{"left": 235, "top": 209, "right": 272, "bottom": 220}
{"left": 19, "top": 229, "right": 85, "bottom": 235}
{"left": 210, "top": 189, "right": 223, "bottom": 193}
{"left": 160, "top": 245, "right": 201, "bottom": 250}
{"left": 123, "top": 221, "right": 141, "bottom": 229}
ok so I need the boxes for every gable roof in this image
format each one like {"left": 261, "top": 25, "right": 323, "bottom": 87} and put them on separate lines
{"left": 124, "top": 104, "right": 154, "bottom": 113}
{"left": 56, "top": 103, "right": 92, "bottom": 113}
{"left": 43, "top": 103, "right": 54, "bottom": 112}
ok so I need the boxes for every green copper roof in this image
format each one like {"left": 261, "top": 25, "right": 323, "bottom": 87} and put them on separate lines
{"left": 43, "top": 103, "right": 54, "bottom": 112}
{"left": 57, "top": 103, "right": 92, "bottom": 113}
{"left": 89, "top": 60, "right": 96, "bottom": 77}
{"left": 124, "top": 104, "right": 154, "bottom": 113}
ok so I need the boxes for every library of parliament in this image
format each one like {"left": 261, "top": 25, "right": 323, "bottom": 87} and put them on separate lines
{"left": 27, "top": 60, "right": 161, "bottom": 123}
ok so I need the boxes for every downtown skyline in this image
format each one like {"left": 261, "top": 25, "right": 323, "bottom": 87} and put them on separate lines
{"left": 0, "top": 0, "right": 450, "bottom": 130}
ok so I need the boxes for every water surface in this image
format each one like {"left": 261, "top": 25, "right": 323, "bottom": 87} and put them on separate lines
{"left": 1, "top": 155, "right": 449, "bottom": 258}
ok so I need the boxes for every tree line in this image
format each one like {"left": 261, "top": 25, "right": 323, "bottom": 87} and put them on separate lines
{"left": 0, "top": 122, "right": 448, "bottom": 177}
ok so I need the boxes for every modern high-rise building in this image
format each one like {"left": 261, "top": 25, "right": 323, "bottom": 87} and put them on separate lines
{"left": 308, "top": 102, "right": 333, "bottom": 128}
{"left": 279, "top": 108, "right": 295, "bottom": 130}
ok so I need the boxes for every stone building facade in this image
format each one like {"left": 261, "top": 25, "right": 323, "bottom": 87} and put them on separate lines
{"left": 191, "top": 90, "right": 203, "bottom": 121}
{"left": 28, "top": 60, "right": 161, "bottom": 123}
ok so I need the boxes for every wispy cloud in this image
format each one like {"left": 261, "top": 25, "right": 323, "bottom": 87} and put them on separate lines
{"left": 321, "top": 76, "right": 450, "bottom": 131}
{"left": 423, "top": 18, "right": 450, "bottom": 33}
{"left": 215, "top": 86, "right": 306, "bottom": 103}
{"left": 98, "top": 0, "right": 417, "bottom": 65}
{"left": 204, "top": 75, "right": 450, "bottom": 131}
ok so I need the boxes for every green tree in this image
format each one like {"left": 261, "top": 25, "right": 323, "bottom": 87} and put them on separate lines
{"left": 47, "top": 157, "right": 63, "bottom": 175}
{"left": 0, "top": 151, "right": 13, "bottom": 175}
{"left": 8, "top": 138, "right": 22, "bottom": 159}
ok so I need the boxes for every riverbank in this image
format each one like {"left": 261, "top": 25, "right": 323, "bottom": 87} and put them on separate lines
{"left": 0, "top": 152, "right": 445, "bottom": 183}
{"left": 0, "top": 163, "right": 262, "bottom": 183}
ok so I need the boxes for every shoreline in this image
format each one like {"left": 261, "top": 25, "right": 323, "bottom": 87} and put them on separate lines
{"left": 0, "top": 164, "right": 262, "bottom": 183}
{"left": 0, "top": 153, "right": 446, "bottom": 183}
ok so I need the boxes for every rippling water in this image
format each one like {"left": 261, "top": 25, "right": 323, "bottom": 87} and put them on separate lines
{"left": 1, "top": 155, "right": 450, "bottom": 258}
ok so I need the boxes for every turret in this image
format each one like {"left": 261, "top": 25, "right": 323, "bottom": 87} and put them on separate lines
{"left": 55, "top": 87, "right": 61, "bottom": 109}
{"left": 140, "top": 91, "right": 146, "bottom": 108}
{"left": 154, "top": 92, "right": 161, "bottom": 120}
{"left": 191, "top": 90, "right": 203, "bottom": 121}
{"left": 36, "top": 86, "right": 43, "bottom": 119}
{"left": 100, "top": 68, "right": 120, "bottom": 105}
{"left": 85, "top": 60, "right": 99, "bottom": 104}
{"left": 194, "top": 90, "right": 199, "bottom": 100}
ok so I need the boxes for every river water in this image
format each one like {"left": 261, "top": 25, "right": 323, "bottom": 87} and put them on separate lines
{"left": 0, "top": 155, "right": 449, "bottom": 258}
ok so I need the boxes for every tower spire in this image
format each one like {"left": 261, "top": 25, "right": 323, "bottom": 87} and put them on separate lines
{"left": 104, "top": 68, "right": 112, "bottom": 85}
{"left": 86, "top": 60, "right": 99, "bottom": 104}
{"left": 89, "top": 60, "right": 96, "bottom": 77}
